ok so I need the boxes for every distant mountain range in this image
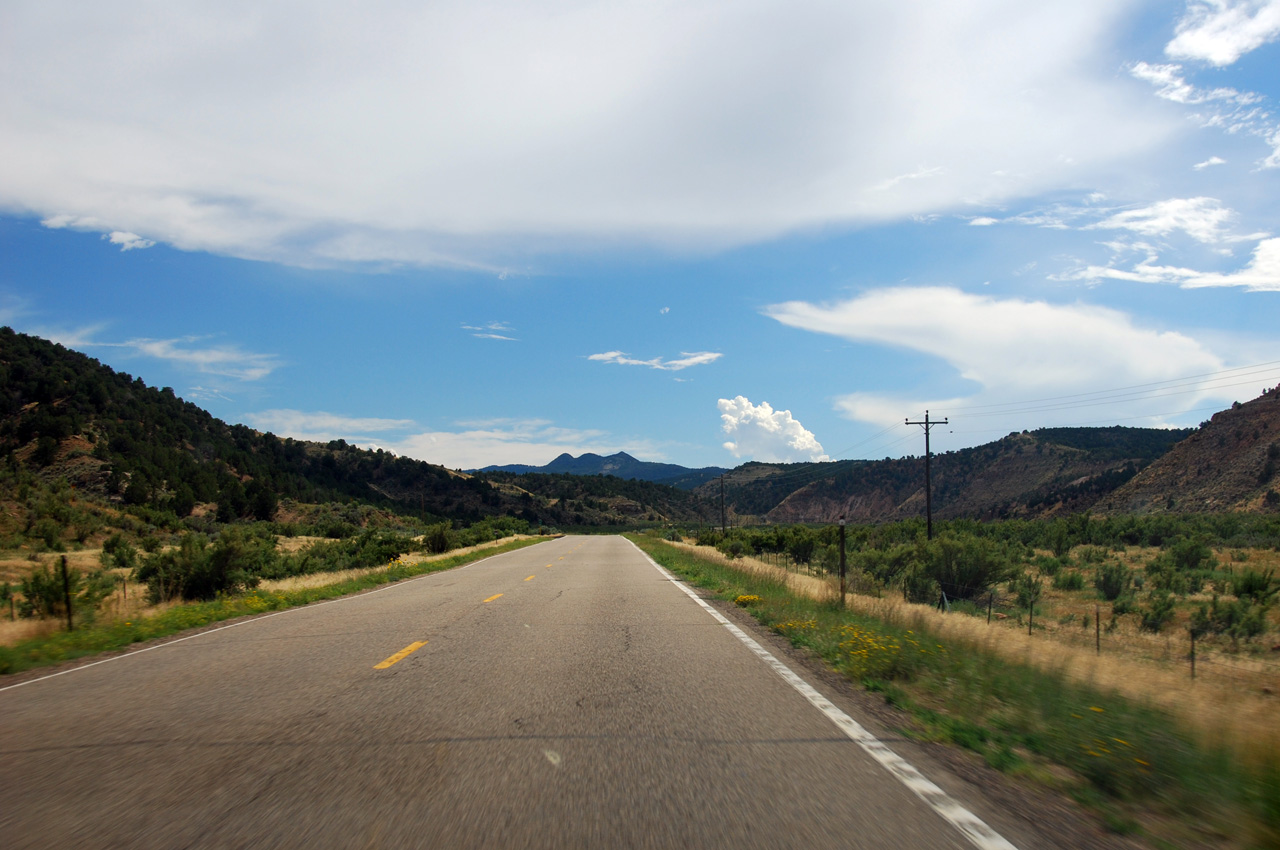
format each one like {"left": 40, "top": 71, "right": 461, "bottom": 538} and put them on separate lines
{"left": 478, "top": 452, "right": 728, "bottom": 489}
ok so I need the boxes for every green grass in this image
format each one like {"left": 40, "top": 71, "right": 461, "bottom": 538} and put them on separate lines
{"left": 0, "top": 537, "right": 548, "bottom": 676}
{"left": 629, "top": 533, "right": 1280, "bottom": 848}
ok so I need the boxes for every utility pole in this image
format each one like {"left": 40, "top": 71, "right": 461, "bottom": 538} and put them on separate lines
{"left": 838, "top": 514, "right": 846, "bottom": 610}
{"left": 719, "top": 476, "right": 727, "bottom": 534}
{"left": 906, "top": 410, "right": 948, "bottom": 540}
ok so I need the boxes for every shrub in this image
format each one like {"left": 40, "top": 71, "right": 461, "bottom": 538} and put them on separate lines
{"left": 1011, "top": 571, "right": 1043, "bottom": 610}
{"left": 423, "top": 521, "right": 455, "bottom": 554}
{"left": 18, "top": 561, "right": 114, "bottom": 623}
{"left": 1165, "top": 535, "right": 1216, "bottom": 572}
{"left": 923, "top": 533, "right": 1016, "bottom": 600}
{"left": 1053, "top": 570, "right": 1086, "bottom": 591}
{"left": 717, "top": 538, "right": 746, "bottom": 560}
{"left": 1139, "top": 591, "right": 1176, "bottom": 633}
{"left": 1094, "top": 562, "right": 1131, "bottom": 601}
{"left": 1076, "top": 545, "right": 1107, "bottom": 565}
{"left": 100, "top": 534, "right": 138, "bottom": 571}
{"left": 134, "top": 531, "right": 267, "bottom": 602}
{"left": 902, "top": 567, "right": 940, "bottom": 604}
{"left": 1190, "top": 596, "right": 1269, "bottom": 641}
{"left": 1233, "top": 569, "right": 1275, "bottom": 604}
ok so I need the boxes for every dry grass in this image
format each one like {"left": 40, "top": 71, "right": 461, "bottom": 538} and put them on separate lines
{"left": 674, "top": 540, "right": 1280, "bottom": 768}
{"left": 0, "top": 536, "right": 533, "bottom": 646}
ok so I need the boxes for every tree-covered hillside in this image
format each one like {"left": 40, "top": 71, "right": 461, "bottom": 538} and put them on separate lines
{"left": 0, "top": 328, "right": 713, "bottom": 527}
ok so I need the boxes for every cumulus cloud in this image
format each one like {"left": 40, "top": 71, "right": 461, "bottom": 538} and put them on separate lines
{"left": 765, "top": 287, "right": 1233, "bottom": 430}
{"left": 1, "top": 1, "right": 1176, "bottom": 268}
{"left": 718, "top": 396, "right": 829, "bottom": 463}
{"left": 1165, "top": 0, "right": 1280, "bottom": 66}
{"left": 589, "top": 350, "right": 722, "bottom": 371}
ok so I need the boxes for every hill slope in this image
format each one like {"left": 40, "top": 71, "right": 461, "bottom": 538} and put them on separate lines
{"left": 0, "top": 328, "right": 714, "bottom": 527}
{"left": 1094, "top": 385, "right": 1280, "bottom": 514}
{"left": 700, "top": 426, "right": 1194, "bottom": 524}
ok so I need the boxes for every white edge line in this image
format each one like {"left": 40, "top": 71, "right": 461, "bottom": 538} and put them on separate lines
{"left": 628, "top": 539, "right": 1018, "bottom": 850}
{"left": 0, "top": 544, "right": 537, "bottom": 695}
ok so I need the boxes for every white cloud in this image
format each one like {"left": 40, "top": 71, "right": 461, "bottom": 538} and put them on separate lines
{"left": 242, "top": 411, "right": 660, "bottom": 468}
{"left": 1193, "top": 155, "right": 1227, "bottom": 169}
{"left": 765, "top": 287, "right": 1233, "bottom": 430}
{"left": 1065, "top": 236, "right": 1280, "bottom": 291}
{"left": 106, "top": 231, "right": 154, "bottom": 251}
{"left": 589, "top": 350, "right": 722, "bottom": 371}
{"left": 1, "top": 1, "right": 1176, "bottom": 267}
{"left": 1129, "top": 61, "right": 1279, "bottom": 167}
{"left": 244, "top": 409, "right": 415, "bottom": 439}
{"left": 1085, "top": 196, "right": 1256, "bottom": 243}
{"left": 463, "top": 322, "right": 517, "bottom": 341}
{"left": 718, "top": 396, "right": 829, "bottom": 463}
{"left": 30, "top": 327, "right": 281, "bottom": 380}
{"left": 1129, "top": 61, "right": 1258, "bottom": 105}
{"left": 968, "top": 217, "right": 999, "bottom": 226}
{"left": 122, "top": 338, "right": 281, "bottom": 380}
{"left": 1165, "top": 0, "right": 1280, "bottom": 66}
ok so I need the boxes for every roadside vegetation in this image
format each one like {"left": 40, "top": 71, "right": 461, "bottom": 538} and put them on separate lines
{"left": 0, "top": 467, "right": 553, "bottom": 674}
{"left": 632, "top": 525, "right": 1280, "bottom": 849}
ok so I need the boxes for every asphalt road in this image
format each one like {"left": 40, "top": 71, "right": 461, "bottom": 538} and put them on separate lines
{"left": 1, "top": 536, "right": 1012, "bottom": 849}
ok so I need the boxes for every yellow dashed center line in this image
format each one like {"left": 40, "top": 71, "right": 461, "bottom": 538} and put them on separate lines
{"left": 374, "top": 641, "right": 427, "bottom": 670}
{"left": 524, "top": 575, "right": 536, "bottom": 581}
{"left": 483, "top": 593, "right": 504, "bottom": 603}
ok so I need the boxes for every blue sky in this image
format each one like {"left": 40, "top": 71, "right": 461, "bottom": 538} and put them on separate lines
{"left": 2, "top": 1, "right": 1279, "bottom": 469}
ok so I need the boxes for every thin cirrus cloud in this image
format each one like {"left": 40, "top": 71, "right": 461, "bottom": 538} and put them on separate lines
{"left": 589, "top": 350, "right": 722, "bottom": 371}
{"left": 764, "top": 287, "right": 1232, "bottom": 429}
{"left": 463, "top": 322, "right": 517, "bottom": 341}
{"left": 39, "top": 327, "right": 281, "bottom": 381}
{"left": 2, "top": 1, "right": 1179, "bottom": 268}
{"left": 244, "top": 410, "right": 416, "bottom": 441}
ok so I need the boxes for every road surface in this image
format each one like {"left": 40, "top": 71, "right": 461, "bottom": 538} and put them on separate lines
{"left": 2, "top": 535, "right": 1029, "bottom": 848}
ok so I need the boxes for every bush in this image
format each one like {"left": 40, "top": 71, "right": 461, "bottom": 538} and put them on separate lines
{"left": 1076, "top": 545, "right": 1107, "bottom": 565}
{"left": 134, "top": 531, "right": 267, "bottom": 602}
{"left": 717, "top": 538, "right": 747, "bottom": 560}
{"left": 1138, "top": 591, "right": 1176, "bottom": 633}
{"left": 1011, "top": 571, "right": 1043, "bottom": 610}
{"left": 1233, "top": 569, "right": 1275, "bottom": 604}
{"left": 423, "top": 521, "right": 455, "bottom": 554}
{"left": 922, "top": 533, "right": 1016, "bottom": 600}
{"left": 1190, "top": 596, "right": 1269, "bottom": 641}
{"left": 1094, "top": 562, "right": 1131, "bottom": 601}
{"left": 18, "top": 560, "right": 114, "bottom": 624}
{"left": 1053, "top": 570, "right": 1086, "bottom": 591}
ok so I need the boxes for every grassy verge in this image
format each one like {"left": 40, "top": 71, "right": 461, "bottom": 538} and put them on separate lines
{"left": 0, "top": 536, "right": 548, "bottom": 676}
{"left": 629, "top": 533, "right": 1280, "bottom": 849}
